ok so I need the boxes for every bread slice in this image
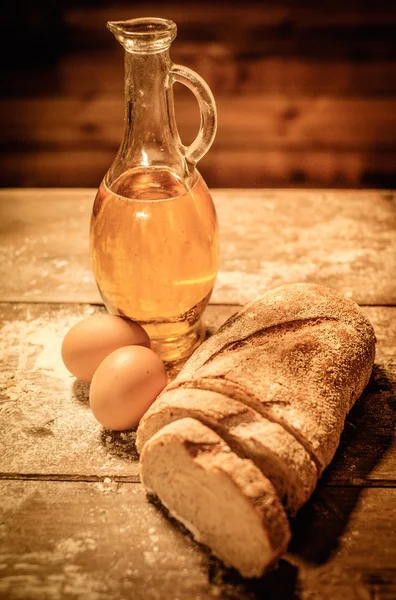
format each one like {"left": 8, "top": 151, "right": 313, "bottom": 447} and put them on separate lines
{"left": 137, "top": 387, "right": 317, "bottom": 514}
{"left": 164, "top": 284, "right": 376, "bottom": 474}
{"left": 140, "top": 417, "right": 290, "bottom": 578}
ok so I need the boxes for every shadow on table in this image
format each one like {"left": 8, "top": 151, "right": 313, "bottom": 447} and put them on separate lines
{"left": 289, "top": 362, "right": 396, "bottom": 565}
{"left": 208, "top": 556, "right": 300, "bottom": 599}
{"left": 100, "top": 427, "right": 139, "bottom": 462}
{"left": 71, "top": 379, "right": 90, "bottom": 405}
{"left": 71, "top": 377, "right": 140, "bottom": 463}
{"left": 148, "top": 493, "right": 300, "bottom": 599}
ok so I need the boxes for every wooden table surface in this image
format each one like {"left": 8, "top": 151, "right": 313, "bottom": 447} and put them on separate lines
{"left": 0, "top": 188, "right": 395, "bottom": 600}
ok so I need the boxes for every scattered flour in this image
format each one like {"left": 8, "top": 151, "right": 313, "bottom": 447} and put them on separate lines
{"left": 0, "top": 305, "right": 96, "bottom": 384}
{"left": 95, "top": 478, "right": 119, "bottom": 495}
{"left": 0, "top": 532, "right": 109, "bottom": 600}
{"left": 0, "top": 305, "right": 98, "bottom": 429}
{"left": 56, "top": 537, "right": 97, "bottom": 560}
{"left": 0, "top": 305, "right": 143, "bottom": 475}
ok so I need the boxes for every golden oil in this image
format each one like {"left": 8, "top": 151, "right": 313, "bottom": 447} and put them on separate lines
{"left": 90, "top": 168, "right": 219, "bottom": 361}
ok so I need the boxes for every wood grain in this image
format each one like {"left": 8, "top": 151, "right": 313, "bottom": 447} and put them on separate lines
{"left": 1, "top": 185, "right": 396, "bottom": 598}
{"left": 6, "top": 52, "right": 396, "bottom": 97}
{"left": 1, "top": 480, "right": 396, "bottom": 600}
{"left": 200, "top": 149, "right": 396, "bottom": 189}
{"left": 62, "top": 2, "right": 396, "bottom": 59}
{"left": 1, "top": 189, "right": 395, "bottom": 305}
{"left": 2, "top": 2, "right": 396, "bottom": 189}
{"left": 0, "top": 480, "right": 210, "bottom": 600}
{"left": 2, "top": 96, "right": 395, "bottom": 151}
{"left": 2, "top": 148, "right": 395, "bottom": 189}
{"left": 1, "top": 301, "right": 395, "bottom": 486}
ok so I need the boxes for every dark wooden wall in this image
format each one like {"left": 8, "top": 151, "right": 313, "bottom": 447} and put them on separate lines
{"left": 1, "top": 1, "right": 396, "bottom": 189}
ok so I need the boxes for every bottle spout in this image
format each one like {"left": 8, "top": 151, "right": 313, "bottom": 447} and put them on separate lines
{"left": 107, "top": 17, "right": 177, "bottom": 53}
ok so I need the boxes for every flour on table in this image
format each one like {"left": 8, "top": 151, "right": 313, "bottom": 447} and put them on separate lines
{"left": 0, "top": 306, "right": 96, "bottom": 383}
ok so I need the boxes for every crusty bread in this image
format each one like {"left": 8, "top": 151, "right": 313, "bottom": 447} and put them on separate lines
{"left": 137, "top": 387, "right": 317, "bottom": 514}
{"left": 162, "top": 283, "right": 376, "bottom": 473}
{"left": 138, "top": 283, "right": 376, "bottom": 577}
{"left": 140, "top": 417, "right": 291, "bottom": 578}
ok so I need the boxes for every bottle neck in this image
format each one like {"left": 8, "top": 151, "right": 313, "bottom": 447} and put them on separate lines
{"left": 115, "top": 49, "right": 183, "bottom": 175}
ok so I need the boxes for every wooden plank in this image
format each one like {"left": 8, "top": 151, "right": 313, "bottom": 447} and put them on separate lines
{"left": 0, "top": 150, "right": 113, "bottom": 188}
{"left": 2, "top": 148, "right": 395, "bottom": 189}
{"left": 2, "top": 96, "right": 396, "bottom": 151}
{"left": 4, "top": 51, "right": 396, "bottom": 97}
{"left": 208, "top": 189, "right": 396, "bottom": 306}
{"left": 0, "top": 480, "right": 395, "bottom": 599}
{"left": 1, "top": 302, "right": 396, "bottom": 485}
{"left": 0, "top": 189, "right": 395, "bottom": 305}
{"left": 240, "top": 58, "right": 396, "bottom": 96}
{"left": 62, "top": 3, "right": 396, "bottom": 59}
{"left": 63, "top": 2, "right": 396, "bottom": 33}
{"left": 2, "top": 94, "right": 395, "bottom": 189}
{"left": 0, "top": 480, "right": 210, "bottom": 600}
{"left": 0, "top": 189, "right": 98, "bottom": 304}
{"left": 200, "top": 148, "right": 396, "bottom": 189}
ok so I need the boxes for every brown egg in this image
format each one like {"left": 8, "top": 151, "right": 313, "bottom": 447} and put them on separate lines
{"left": 61, "top": 313, "right": 150, "bottom": 382}
{"left": 89, "top": 345, "right": 168, "bottom": 430}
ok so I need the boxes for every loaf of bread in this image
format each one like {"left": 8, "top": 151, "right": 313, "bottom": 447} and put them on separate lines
{"left": 138, "top": 283, "right": 376, "bottom": 577}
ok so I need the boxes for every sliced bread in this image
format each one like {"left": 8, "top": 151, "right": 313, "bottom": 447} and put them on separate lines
{"left": 140, "top": 417, "right": 291, "bottom": 578}
{"left": 137, "top": 387, "right": 317, "bottom": 514}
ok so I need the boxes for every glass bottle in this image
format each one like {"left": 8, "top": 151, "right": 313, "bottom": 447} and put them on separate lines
{"left": 90, "top": 18, "right": 219, "bottom": 362}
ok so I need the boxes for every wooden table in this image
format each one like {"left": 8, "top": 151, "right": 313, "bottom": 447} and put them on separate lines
{"left": 1, "top": 188, "right": 395, "bottom": 600}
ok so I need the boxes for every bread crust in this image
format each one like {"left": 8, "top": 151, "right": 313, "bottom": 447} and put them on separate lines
{"left": 163, "top": 284, "right": 376, "bottom": 472}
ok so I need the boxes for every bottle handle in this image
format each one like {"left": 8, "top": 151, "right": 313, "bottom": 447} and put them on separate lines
{"left": 170, "top": 64, "right": 217, "bottom": 165}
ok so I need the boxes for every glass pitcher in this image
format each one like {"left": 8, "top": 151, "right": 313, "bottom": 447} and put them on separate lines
{"left": 90, "top": 18, "right": 219, "bottom": 362}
